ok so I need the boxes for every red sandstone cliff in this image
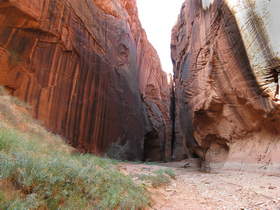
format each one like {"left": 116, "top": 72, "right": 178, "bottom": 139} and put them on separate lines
{"left": 0, "top": 0, "right": 171, "bottom": 160}
{"left": 172, "top": 0, "right": 280, "bottom": 173}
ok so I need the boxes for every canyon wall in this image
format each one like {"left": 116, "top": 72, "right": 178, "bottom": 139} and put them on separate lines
{"left": 172, "top": 0, "right": 280, "bottom": 173}
{"left": 0, "top": 0, "right": 171, "bottom": 160}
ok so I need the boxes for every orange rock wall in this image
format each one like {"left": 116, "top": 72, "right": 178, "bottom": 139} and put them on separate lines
{"left": 172, "top": 0, "right": 280, "bottom": 173}
{"left": 0, "top": 0, "right": 171, "bottom": 160}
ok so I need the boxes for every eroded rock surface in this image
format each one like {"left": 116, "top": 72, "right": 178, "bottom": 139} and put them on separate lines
{"left": 0, "top": 0, "right": 171, "bottom": 160}
{"left": 172, "top": 0, "right": 280, "bottom": 173}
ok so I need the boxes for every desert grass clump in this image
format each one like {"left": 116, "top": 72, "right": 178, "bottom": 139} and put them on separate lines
{"left": 0, "top": 127, "right": 150, "bottom": 209}
{"left": 0, "top": 88, "right": 150, "bottom": 209}
{"left": 136, "top": 168, "right": 176, "bottom": 188}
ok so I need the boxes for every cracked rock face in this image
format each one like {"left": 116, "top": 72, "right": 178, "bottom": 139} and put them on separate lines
{"left": 0, "top": 0, "right": 171, "bottom": 161}
{"left": 172, "top": 0, "right": 280, "bottom": 173}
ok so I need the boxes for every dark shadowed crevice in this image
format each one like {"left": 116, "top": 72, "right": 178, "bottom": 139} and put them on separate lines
{"left": 143, "top": 129, "right": 159, "bottom": 161}
{"left": 170, "top": 79, "right": 176, "bottom": 159}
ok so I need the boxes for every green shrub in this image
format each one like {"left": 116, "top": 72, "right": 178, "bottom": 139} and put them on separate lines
{"left": 137, "top": 169, "right": 176, "bottom": 188}
{"left": 0, "top": 194, "right": 40, "bottom": 210}
{"left": 0, "top": 128, "right": 21, "bottom": 151}
{"left": 0, "top": 128, "right": 150, "bottom": 209}
{"left": 156, "top": 168, "right": 176, "bottom": 179}
{"left": 0, "top": 191, "right": 5, "bottom": 203}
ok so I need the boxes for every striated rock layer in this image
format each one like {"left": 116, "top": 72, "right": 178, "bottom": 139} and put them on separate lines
{"left": 0, "top": 0, "right": 171, "bottom": 160}
{"left": 172, "top": 0, "right": 280, "bottom": 173}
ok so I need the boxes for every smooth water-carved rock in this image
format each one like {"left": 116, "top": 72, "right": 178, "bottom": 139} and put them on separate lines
{"left": 172, "top": 0, "right": 280, "bottom": 173}
{"left": 0, "top": 0, "right": 171, "bottom": 160}
{"left": 225, "top": 0, "right": 280, "bottom": 100}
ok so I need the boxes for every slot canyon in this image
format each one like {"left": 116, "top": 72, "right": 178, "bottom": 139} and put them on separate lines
{"left": 0, "top": 0, "right": 172, "bottom": 161}
{"left": 0, "top": 0, "right": 280, "bottom": 183}
{"left": 1, "top": 0, "right": 280, "bottom": 173}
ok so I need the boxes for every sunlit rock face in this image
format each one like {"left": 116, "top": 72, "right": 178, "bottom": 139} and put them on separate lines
{"left": 0, "top": 0, "right": 171, "bottom": 160}
{"left": 225, "top": 0, "right": 280, "bottom": 100}
{"left": 202, "top": 0, "right": 214, "bottom": 10}
{"left": 172, "top": 0, "right": 280, "bottom": 173}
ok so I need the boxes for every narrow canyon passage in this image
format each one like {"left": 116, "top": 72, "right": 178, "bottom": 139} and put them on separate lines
{"left": 0, "top": 0, "right": 280, "bottom": 170}
{"left": 0, "top": 0, "right": 280, "bottom": 208}
{"left": 1, "top": 0, "right": 280, "bottom": 209}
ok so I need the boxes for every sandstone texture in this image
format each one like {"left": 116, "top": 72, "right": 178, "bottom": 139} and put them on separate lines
{"left": 0, "top": 0, "right": 171, "bottom": 160}
{"left": 172, "top": 0, "right": 280, "bottom": 173}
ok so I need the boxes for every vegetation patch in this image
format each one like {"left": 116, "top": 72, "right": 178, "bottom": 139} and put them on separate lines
{"left": 0, "top": 127, "right": 150, "bottom": 209}
{"left": 136, "top": 169, "right": 176, "bottom": 188}
{"left": 0, "top": 89, "right": 150, "bottom": 210}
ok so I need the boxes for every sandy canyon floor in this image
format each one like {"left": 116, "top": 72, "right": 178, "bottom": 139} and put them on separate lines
{"left": 120, "top": 161, "right": 280, "bottom": 210}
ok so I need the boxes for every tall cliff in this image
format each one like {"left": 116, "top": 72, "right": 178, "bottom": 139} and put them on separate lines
{"left": 172, "top": 0, "right": 280, "bottom": 173}
{"left": 0, "top": 0, "right": 171, "bottom": 161}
